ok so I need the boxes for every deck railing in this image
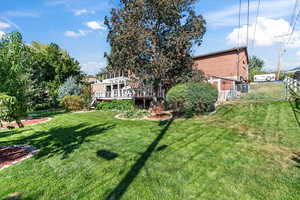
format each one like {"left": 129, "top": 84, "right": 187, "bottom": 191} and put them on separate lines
{"left": 285, "top": 77, "right": 300, "bottom": 95}
{"left": 93, "top": 88, "right": 165, "bottom": 100}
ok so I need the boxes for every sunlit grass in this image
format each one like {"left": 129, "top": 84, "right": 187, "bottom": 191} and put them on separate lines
{"left": 0, "top": 101, "right": 299, "bottom": 199}
{"left": 240, "top": 82, "right": 286, "bottom": 100}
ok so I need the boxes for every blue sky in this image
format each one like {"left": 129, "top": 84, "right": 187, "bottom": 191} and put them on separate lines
{"left": 0, "top": 0, "right": 299, "bottom": 74}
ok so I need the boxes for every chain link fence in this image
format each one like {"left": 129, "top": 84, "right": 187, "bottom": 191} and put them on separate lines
{"left": 235, "top": 81, "right": 286, "bottom": 101}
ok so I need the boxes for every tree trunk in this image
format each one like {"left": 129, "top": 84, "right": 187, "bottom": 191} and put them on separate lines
{"left": 16, "top": 119, "right": 24, "bottom": 128}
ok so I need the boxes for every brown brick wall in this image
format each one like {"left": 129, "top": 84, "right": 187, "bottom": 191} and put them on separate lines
{"left": 193, "top": 50, "right": 248, "bottom": 81}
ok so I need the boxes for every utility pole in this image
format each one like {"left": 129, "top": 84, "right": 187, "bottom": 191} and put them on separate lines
{"left": 276, "top": 47, "right": 283, "bottom": 80}
{"left": 275, "top": 34, "right": 290, "bottom": 80}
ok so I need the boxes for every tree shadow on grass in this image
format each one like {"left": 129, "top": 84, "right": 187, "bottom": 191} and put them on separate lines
{"left": 289, "top": 100, "right": 300, "bottom": 127}
{"left": 0, "top": 129, "right": 29, "bottom": 139}
{"left": 105, "top": 118, "right": 174, "bottom": 200}
{"left": 0, "top": 123, "right": 115, "bottom": 159}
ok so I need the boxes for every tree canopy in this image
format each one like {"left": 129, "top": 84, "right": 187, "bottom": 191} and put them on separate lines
{"left": 0, "top": 32, "right": 30, "bottom": 124}
{"left": 27, "top": 41, "right": 82, "bottom": 109}
{"left": 105, "top": 0, "right": 206, "bottom": 94}
{"left": 248, "top": 56, "right": 265, "bottom": 81}
{"left": 0, "top": 32, "right": 82, "bottom": 113}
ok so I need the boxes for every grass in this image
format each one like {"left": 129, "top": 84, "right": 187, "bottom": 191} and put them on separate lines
{"left": 239, "top": 82, "right": 286, "bottom": 100}
{"left": 0, "top": 101, "right": 300, "bottom": 199}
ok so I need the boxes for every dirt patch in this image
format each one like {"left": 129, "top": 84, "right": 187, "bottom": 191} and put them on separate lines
{"left": 261, "top": 144, "right": 300, "bottom": 169}
{"left": 1, "top": 118, "right": 52, "bottom": 129}
{"left": 0, "top": 145, "right": 38, "bottom": 170}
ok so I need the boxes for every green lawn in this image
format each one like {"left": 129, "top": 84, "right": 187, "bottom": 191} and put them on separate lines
{"left": 0, "top": 101, "right": 300, "bottom": 200}
{"left": 239, "top": 82, "right": 286, "bottom": 100}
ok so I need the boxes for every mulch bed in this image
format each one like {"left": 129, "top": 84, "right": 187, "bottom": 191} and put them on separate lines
{"left": 147, "top": 113, "right": 172, "bottom": 120}
{"left": 0, "top": 145, "right": 38, "bottom": 170}
{"left": 1, "top": 118, "right": 51, "bottom": 129}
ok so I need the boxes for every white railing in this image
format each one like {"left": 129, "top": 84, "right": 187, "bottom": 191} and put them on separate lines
{"left": 94, "top": 89, "right": 134, "bottom": 99}
{"left": 93, "top": 88, "right": 165, "bottom": 100}
{"left": 285, "top": 77, "right": 300, "bottom": 95}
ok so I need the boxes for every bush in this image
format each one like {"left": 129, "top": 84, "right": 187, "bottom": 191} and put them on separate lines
{"left": 58, "top": 76, "right": 82, "bottom": 99}
{"left": 81, "top": 85, "right": 92, "bottom": 110}
{"left": 166, "top": 82, "right": 218, "bottom": 117}
{"left": 96, "top": 100, "right": 134, "bottom": 111}
{"left": 124, "top": 108, "right": 149, "bottom": 119}
{"left": 61, "top": 96, "right": 84, "bottom": 111}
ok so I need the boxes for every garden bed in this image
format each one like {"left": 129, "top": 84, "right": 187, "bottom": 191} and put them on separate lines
{"left": 116, "top": 112, "right": 172, "bottom": 121}
{"left": 145, "top": 113, "right": 173, "bottom": 121}
{"left": 0, "top": 145, "right": 38, "bottom": 170}
{"left": 1, "top": 118, "right": 52, "bottom": 129}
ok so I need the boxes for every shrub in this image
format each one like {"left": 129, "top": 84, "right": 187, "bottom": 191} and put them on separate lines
{"left": 166, "top": 82, "right": 218, "bottom": 117}
{"left": 124, "top": 108, "right": 149, "bottom": 119}
{"left": 81, "top": 85, "right": 92, "bottom": 110}
{"left": 96, "top": 100, "right": 134, "bottom": 111}
{"left": 61, "top": 95, "right": 84, "bottom": 111}
{"left": 58, "top": 76, "right": 82, "bottom": 99}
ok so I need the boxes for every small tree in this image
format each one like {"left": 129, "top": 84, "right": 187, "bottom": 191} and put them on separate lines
{"left": 58, "top": 76, "right": 82, "bottom": 99}
{"left": 0, "top": 32, "right": 29, "bottom": 126}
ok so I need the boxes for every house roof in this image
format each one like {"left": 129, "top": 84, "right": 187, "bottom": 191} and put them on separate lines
{"left": 193, "top": 46, "right": 249, "bottom": 63}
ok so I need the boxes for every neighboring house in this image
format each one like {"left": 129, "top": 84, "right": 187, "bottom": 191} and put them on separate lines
{"left": 91, "top": 47, "right": 249, "bottom": 104}
{"left": 85, "top": 76, "right": 97, "bottom": 84}
{"left": 193, "top": 47, "right": 249, "bottom": 101}
{"left": 91, "top": 71, "right": 164, "bottom": 107}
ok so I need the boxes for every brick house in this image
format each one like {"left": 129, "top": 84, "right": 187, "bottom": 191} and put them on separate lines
{"left": 193, "top": 47, "right": 249, "bottom": 101}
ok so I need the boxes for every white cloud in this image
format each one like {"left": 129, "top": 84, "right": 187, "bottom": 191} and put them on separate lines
{"left": 0, "top": 21, "right": 11, "bottom": 29}
{"left": 86, "top": 21, "right": 105, "bottom": 30}
{"left": 206, "top": 0, "right": 294, "bottom": 28}
{"left": 81, "top": 61, "right": 106, "bottom": 75}
{"left": 297, "top": 51, "right": 300, "bottom": 56}
{"left": 227, "top": 17, "right": 300, "bottom": 48}
{"left": 46, "top": 0, "right": 70, "bottom": 6}
{"left": 64, "top": 30, "right": 90, "bottom": 38}
{"left": 73, "top": 9, "right": 95, "bottom": 16}
{"left": 3, "top": 11, "right": 39, "bottom": 17}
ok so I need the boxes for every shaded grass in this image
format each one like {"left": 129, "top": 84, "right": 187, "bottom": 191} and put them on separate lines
{"left": 0, "top": 101, "right": 300, "bottom": 200}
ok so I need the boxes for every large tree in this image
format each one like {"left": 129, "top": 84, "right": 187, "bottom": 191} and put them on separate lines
{"left": 27, "top": 41, "right": 82, "bottom": 109}
{"left": 105, "top": 0, "right": 206, "bottom": 97}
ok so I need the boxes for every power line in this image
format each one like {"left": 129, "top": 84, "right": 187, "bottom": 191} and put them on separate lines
{"left": 286, "top": 9, "right": 300, "bottom": 47}
{"left": 237, "top": 0, "right": 242, "bottom": 81}
{"left": 289, "top": 0, "right": 299, "bottom": 27}
{"left": 276, "top": 0, "right": 299, "bottom": 80}
{"left": 285, "top": 0, "right": 299, "bottom": 48}
{"left": 237, "top": 0, "right": 242, "bottom": 48}
{"left": 252, "top": 0, "right": 261, "bottom": 46}
{"left": 246, "top": 0, "right": 250, "bottom": 46}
